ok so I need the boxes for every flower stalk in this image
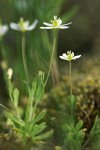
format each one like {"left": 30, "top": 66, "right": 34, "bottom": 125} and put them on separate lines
{"left": 59, "top": 51, "right": 81, "bottom": 120}
{"left": 22, "top": 33, "right": 29, "bottom": 88}
{"left": 45, "top": 30, "right": 57, "bottom": 86}
{"left": 10, "top": 18, "right": 38, "bottom": 90}
{"left": 40, "top": 16, "right": 72, "bottom": 86}
{"left": 69, "top": 60, "right": 72, "bottom": 96}
{"left": 60, "top": 51, "right": 81, "bottom": 95}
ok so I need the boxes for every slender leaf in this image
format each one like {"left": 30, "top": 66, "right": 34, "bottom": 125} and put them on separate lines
{"left": 34, "top": 71, "right": 45, "bottom": 102}
{"left": 76, "top": 120, "right": 83, "bottom": 131}
{"left": 13, "top": 88, "right": 19, "bottom": 107}
{"left": 33, "top": 129, "right": 54, "bottom": 140}
{"left": 31, "top": 122, "right": 47, "bottom": 137}
{"left": 31, "top": 110, "right": 47, "bottom": 125}
{"left": 6, "top": 112, "right": 24, "bottom": 127}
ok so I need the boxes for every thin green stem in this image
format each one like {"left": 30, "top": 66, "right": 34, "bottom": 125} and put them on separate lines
{"left": 0, "top": 104, "right": 17, "bottom": 118}
{"left": 44, "top": 30, "right": 56, "bottom": 86}
{"left": 15, "top": 105, "right": 21, "bottom": 124}
{"left": 8, "top": 79, "right": 13, "bottom": 102}
{"left": 29, "top": 104, "right": 32, "bottom": 122}
{"left": 29, "top": 96, "right": 34, "bottom": 122}
{"left": 22, "top": 33, "right": 29, "bottom": 89}
{"left": 0, "top": 104, "right": 23, "bottom": 124}
{"left": 69, "top": 61, "right": 72, "bottom": 96}
{"left": 69, "top": 61, "right": 74, "bottom": 122}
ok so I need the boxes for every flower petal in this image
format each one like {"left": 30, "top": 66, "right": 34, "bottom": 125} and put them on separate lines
{"left": 72, "top": 55, "right": 81, "bottom": 60}
{"left": 59, "top": 56, "right": 70, "bottom": 61}
{"left": 40, "top": 26, "right": 54, "bottom": 29}
{"left": 24, "top": 21, "right": 29, "bottom": 28}
{"left": 59, "top": 56, "right": 66, "bottom": 60}
{"left": 0, "top": 25, "right": 8, "bottom": 36}
{"left": 62, "top": 53, "right": 67, "bottom": 57}
{"left": 59, "top": 25, "right": 69, "bottom": 29}
{"left": 63, "top": 22, "right": 72, "bottom": 25}
{"left": 27, "top": 20, "right": 38, "bottom": 30}
{"left": 59, "top": 53, "right": 68, "bottom": 60}
{"left": 58, "top": 19, "right": 62, "bottom": 25}
{"left": 54, "top": 16, "right": 57, "bottom": 19}
{"left": 43, "top": 22, "right": 52, "bottom": 26}
{"left": 10, "top": 23, "right": 20, "bottom": 31}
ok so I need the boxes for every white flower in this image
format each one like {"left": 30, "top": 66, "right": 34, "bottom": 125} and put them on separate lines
{"left": 0, "top": 20, "right": 8, "bottom": 37}
{"left": 10, "top": 18, "right": 38, "bottom": 32}
{"left": 59, "top": 51, "right": 81, "bottom": 61}
{"left": 40, "top": 16, "right": 72, "bottom": 29}
{"left": 7, "top": 68, "right": 13, "bottom": 80}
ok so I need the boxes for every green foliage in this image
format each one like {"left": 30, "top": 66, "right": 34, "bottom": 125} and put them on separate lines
{"left": 34, "top": 71, "right": 45, "bottom": 102}
{"left": 1, "top": 71, "right": 53, "bottom": 142}
{"left": 63, "top": 120, "right": 86, "bottom": 150}
{"left": 90, "top": 116, "right": 100, "bottom": 137}
{"left": 31, "top": 110, "right": 47, "bottom": 125}
{"left": 62, "top": 96, "right": 86, "bottom": 150}
{"left": 68, "top": 95, "right": 76, "bottom": 121}
{"left": 86, "top": 116, "right": 100, "bottom": 150}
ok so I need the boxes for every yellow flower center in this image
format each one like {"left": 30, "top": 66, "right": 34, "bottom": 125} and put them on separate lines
{"left": 67, "top": 51, "right": 74, "bottom": 60}
{"left": 52, "top": 20, "right": 59, "bottom": 27}
{"left": 19, "top": 18, "right": 26, "bottom": 32}
{"left": 51, "top": 16, "right": 62, "bottom": 28}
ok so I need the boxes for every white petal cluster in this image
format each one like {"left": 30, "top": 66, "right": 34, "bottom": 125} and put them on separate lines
{"left": 0, "top": 20, "right": 8, "bottom": 37}
{"left": 59, "top": 51, "right": 81, "bottom": 61}
{"left": 10, "top": 18, "right": 38, "bottom": 32}
{"left": 40, "top": 16, "right": 72, "bottom": 29}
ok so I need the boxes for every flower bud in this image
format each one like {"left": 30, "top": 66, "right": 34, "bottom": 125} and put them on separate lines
{"left": 7, "top": 68, "right": 13, "bottom": 80}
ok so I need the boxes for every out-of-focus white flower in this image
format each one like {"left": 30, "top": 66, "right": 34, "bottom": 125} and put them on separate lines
{"left": 1, "top": 60, "right": 8, "bottom": 70}
{"left": 40, "top": 16, "right": 72, "bottom": 29}
{"left": 7, "top": 68, "right": 13, "bottom": 80}
{"left": 59, "top": 51, "right": 81, "bottom": 61}
{"left": 0, "top": 20, "right": 8, "bottom": 37}
{"left": 10, "top": 18, "right": 38, "bottom": 32}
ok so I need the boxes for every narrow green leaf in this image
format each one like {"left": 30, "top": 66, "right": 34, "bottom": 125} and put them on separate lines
{"left": 29, "top": 80, "right": 36, "bottom": 102}
{"left": 6, "top": 112, "right": 24, "bottom": 127}
{"left": 62, "top": 124, "right": 72, "bottom": 132}
{"left": 31, "top": 122, "right": 47, "bottom": 137}
{"left": 34, "top": 71, "right": 45, "bottom": 102}
{"left": 13, "top": 88, "right": 19, "bottom": 107}
{"left": 33, "top": 129, "right": 54, "bottom": 140}
{"left": 69, "top": 95, "right": 75, "bottom": 106}
{"left": 90, "top": 116, "right": 100, "bottom": 137}
{"left": 31, "top": 110, "right": 47, "bottom": 125}
{"left": 76, "top": 120, "right": 83, "bottom": 131}
{"left": 25, "top": 102, "right": 30, "bottom": 123}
